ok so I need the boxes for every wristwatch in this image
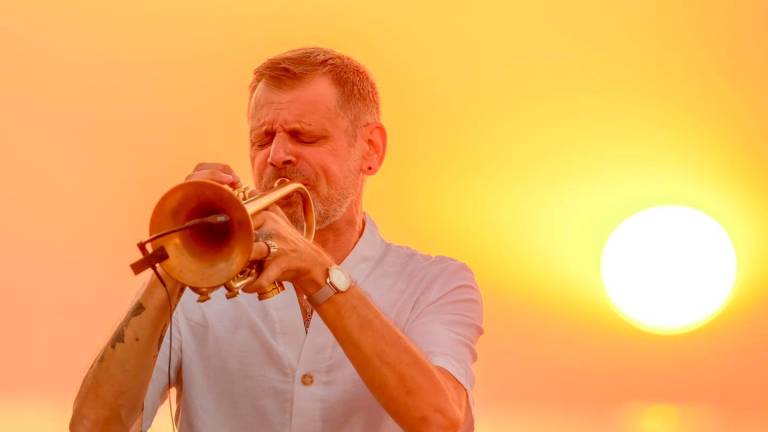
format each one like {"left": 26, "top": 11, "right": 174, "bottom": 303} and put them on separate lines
{"left": 306, "top": 265, "right": 352, "bottom": 307}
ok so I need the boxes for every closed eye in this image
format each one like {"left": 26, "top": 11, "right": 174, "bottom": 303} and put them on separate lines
{"left": 290, "top": 131, "right": 323, "bottom": 144}
{"left": 296, "top": 136, "right": 319, "bottom": 144}
{"left": 250, "top": 132, "right": 274, "bottom": 150}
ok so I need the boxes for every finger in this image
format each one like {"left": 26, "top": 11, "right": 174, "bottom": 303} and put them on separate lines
{"left": 193, "top": 162, "right": 238, "bottom": 177}
{"left": 267, "top": 204, "right": 288, "bottom": 221}
{"left": 250, "top": 241, "right": 270, "bottom": 261}
{"left": 251, "top": 210, "right": 273, "bottom": 231}
{"left": 241, "top": 259, "right": 284, "bottom": 294}
{"left": 185, "top": 169, "right": 236, "bottom": 186}
{"left": 190, "top": 163, "right": 241, "bottom": 185}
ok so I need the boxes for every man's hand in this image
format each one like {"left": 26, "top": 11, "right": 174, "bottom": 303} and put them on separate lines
{"left": 183, "top": 162, "right": 331, "bottom": 296}
{"left": 244, "top": 205, "right": 334, "bottom": 297}
{"left": 185, "top": 162, "right": 243, "bottom": 188}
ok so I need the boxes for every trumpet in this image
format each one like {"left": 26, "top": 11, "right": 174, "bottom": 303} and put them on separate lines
{"left": 130, "top": 178, "right": 315, "bottom": 303}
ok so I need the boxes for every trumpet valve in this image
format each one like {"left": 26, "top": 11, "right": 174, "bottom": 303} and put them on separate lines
{"left": 257, "top": 281, "right": 285, "bottom": 301}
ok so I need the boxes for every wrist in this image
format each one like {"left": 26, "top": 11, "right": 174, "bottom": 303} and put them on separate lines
{"left": 294, "top": 256, "right": 334, "bottom": 296}
{"left": 305, "top": 263, "right": 353, "bottom": 308}
{"left": 153, "top": 266, "right": 186, "bottom": 302}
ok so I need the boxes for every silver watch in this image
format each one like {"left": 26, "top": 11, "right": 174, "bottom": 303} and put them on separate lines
{"left": 307, "top": 265, "right": 351, "bottom": 307}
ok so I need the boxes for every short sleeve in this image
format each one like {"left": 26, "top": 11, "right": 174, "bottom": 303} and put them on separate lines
{"left": 403, "top": 258, "right": 484, "bottom": 428}
{"left": 140, "top": 308, "right": 182, "bottom": 431}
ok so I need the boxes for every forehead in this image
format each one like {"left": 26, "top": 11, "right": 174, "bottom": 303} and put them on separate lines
{"left": 248, "top": 75, "right": 343, "bottom": 130}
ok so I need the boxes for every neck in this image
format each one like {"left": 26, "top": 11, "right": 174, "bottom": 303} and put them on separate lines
{"left": 313, "top": 199, "right": 365, "bottom": 265}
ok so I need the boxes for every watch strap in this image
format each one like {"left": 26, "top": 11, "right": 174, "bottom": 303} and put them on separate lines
{"left": 306, "top": 283, "right": 335, "bottom": 308}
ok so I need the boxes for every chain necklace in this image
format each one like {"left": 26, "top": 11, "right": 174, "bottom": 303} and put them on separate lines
{"left": 298, "top": 294, "right": 313, "bottom": 333}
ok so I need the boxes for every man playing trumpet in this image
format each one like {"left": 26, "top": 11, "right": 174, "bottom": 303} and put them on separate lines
{"left": 70, "top": 47, "right": 483, "bottom": 432}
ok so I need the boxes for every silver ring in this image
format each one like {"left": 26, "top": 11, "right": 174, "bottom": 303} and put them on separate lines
{"left": 263, "top": 239, "right": 278, "bottom": 260}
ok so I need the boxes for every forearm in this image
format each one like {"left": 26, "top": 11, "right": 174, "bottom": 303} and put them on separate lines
{"left": 315, "top": 285, "right": 464, "bottom": 431}
{"left": 70, "top": 271, "right": 184, "bottom": 431}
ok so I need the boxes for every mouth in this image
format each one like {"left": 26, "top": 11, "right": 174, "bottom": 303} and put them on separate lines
{"left": 263, "top": 171, "right": 313, "bottom": 193}
{"left": 275, "top": 195, "right": 301, "bottom": 210}
{"left": 266, "top": 178, "right": 306, "bottom": 188}
{"left": 290, "top": 180, "right": 311, "bottom": 191}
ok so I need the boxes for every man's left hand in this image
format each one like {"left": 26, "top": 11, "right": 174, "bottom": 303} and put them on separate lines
{"left": 241, "top": 205, "right": 333, "bottom": 297}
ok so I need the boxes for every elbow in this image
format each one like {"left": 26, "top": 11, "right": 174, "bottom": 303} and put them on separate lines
{"left": 69, "top": 407, "right": 107, "bottom": 432}
{"left": 438, "top": 407, "right": 464, "bottom": 432}
{"left": 70, "top": 413, "right": 135, "bottom": 432}
{"left": 70, "top": 398, "right": 137, "bottom": 432}
{"left": 69, "top": 410, "right": 99, "bottom": 432}
{"left": 69, "top": 395, "right": 93, "bottom": 431}
{"left": 69, "top": 414, "right": 97, "bottom": 432}
{"left": 409, "top": 406, "right": 463, "bottom": 432}
{"left": 70, "top": 393, "right": 102, "bottom": 431}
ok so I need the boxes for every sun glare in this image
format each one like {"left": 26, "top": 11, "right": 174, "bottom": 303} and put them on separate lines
{"left": 601, "top": 206, "right": 737, "bottom": 334}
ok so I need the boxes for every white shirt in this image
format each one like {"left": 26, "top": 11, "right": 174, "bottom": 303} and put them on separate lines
{"left": 142, "top": 214, "right": 484, "bottom": 431}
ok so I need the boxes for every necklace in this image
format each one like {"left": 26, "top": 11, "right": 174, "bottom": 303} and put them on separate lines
{"left": 299, "top": 294, "right": 313, "bottom": 333}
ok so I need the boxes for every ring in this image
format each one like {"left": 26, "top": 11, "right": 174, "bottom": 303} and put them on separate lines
{"left": 263, "top": 239, "right": 278, "bottom": 260}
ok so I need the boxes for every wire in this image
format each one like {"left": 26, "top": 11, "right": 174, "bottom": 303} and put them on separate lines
{"left": 144, "top": 214, "right": 230, "bottom": 244}
{"left": 152, "top": 268, "right": 177, "bottom": 432}
{"left": 138, "top": 213, "right": 229, "bottom": 431}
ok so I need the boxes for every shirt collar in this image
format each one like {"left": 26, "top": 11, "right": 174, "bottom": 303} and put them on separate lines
{"left": 340, "top": 213, "right": 386, "bottom": 280}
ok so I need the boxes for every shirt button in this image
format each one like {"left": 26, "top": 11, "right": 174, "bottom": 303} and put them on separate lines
{"left": 301, "top": 373, "right": 314, "bottom": 386}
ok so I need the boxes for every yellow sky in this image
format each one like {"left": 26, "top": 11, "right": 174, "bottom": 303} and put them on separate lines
{"left": 2, "top": 1, "right": 767, "bottom": 430}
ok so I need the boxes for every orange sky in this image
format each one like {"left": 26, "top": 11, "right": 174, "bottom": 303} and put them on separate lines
{"left": 2, "top": 1, "right": 767, "bottom": 430}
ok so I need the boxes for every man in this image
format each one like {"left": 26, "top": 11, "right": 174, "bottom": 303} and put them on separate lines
{"left": 71, "top": 47, "right": 483, "bottom": 431}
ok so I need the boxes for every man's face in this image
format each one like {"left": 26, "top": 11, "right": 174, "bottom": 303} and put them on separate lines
{"left": 248, "top": 75, "right": 363, "bottom": 230}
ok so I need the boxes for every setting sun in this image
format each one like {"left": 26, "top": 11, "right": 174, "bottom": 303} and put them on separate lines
{"left": 601, "top": 206, "right": 737, "bottom": 335}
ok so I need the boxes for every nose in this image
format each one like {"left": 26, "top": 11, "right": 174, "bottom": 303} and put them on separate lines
{"left": 267, "top": 133, "right": 296, "bottom": 168}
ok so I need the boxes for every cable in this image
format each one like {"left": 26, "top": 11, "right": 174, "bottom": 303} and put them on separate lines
{"left": 151, "top": 268, "right": 177, "bottom": 432}
{"left": 144, "top": 214, "right": 230, "bottom": 245}
{"left": 136, "top": 213, "right": 230, "bottom": 431}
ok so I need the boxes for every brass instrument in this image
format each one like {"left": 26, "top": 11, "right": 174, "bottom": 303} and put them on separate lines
{"left": 132, "top": 178, "right": 315, "bottom": 303}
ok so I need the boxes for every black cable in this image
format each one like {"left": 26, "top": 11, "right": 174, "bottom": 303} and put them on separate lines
{"left": 145, "top": 214, "right": 230, "bottom": 244}
{"left": 136, "top": 213, "right": 230, "bottom": 431}
{"left": 151, "top": 267, "right": 177, "bottom": 432}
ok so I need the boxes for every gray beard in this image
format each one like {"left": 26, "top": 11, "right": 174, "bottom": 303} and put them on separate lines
{"left": 278, "top": 187, "right": 355, "bottom": 232}
{"left": 258, "top": 166, "right": 359, "bottom": 233}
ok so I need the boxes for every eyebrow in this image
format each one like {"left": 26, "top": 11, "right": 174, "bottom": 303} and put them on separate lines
{"left": 250, "top": 120, "right": 327, "bottom": 135}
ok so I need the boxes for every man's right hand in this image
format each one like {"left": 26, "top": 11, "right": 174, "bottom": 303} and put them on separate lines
{"left": 185, "top": 162, "right": 243, "bottom": 188}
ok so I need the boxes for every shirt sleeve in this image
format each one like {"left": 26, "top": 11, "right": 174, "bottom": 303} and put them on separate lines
{"left": 141, "top": 308, "right": 182, "bottom": 431}
{"left": 403, "top": 257, "right": 484, "bottom": 428}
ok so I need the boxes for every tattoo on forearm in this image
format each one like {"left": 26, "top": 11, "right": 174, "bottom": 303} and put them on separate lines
{"left": 107, "top": 301, "right": 147, "bottom": 351}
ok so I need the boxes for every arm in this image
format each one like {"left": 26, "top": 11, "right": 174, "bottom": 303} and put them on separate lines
{"left": 69, "top": 270, "right": 184, "bottom": 431}
{"left": 70, "top": 162, "right": 241, "bottom": 430}
{"left": 243, "top": 208, "right": 474, "bottom": 431}
{"left": 314, "top": 282, "right": 469, "bottom": 431}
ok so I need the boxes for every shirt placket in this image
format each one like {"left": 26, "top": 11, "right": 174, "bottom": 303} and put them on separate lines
{"left": 290, "top": 308, "right": 335, "bottom": 432}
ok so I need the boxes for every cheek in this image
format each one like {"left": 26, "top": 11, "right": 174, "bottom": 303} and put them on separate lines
{"left": 249, "top": 153, "right": 268, "bottom": 179}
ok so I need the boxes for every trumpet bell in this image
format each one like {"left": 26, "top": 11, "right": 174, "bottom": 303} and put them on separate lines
{"left": 149, "top": 180, "right": 253, "bottom": 289}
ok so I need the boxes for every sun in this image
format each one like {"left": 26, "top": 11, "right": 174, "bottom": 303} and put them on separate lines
{"left": 600, "top": 205, "right": 737, "bottom": 334}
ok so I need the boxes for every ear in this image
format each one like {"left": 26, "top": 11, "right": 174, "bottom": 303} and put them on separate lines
{"left": 359, "top": 121, "right": 387, "bottom": 175}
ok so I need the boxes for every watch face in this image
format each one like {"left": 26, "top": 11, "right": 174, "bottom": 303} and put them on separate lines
{"left": 329, "top": 266, "right": 351, "bottom": 291}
